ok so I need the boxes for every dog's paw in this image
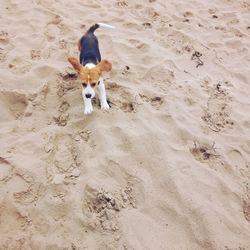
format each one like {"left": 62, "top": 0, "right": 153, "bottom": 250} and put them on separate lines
{"left": 101, "top": 102, "right": 110, "bottom": 111}
{"left": 84, "top": 105, "right": 93, "bottom": 115}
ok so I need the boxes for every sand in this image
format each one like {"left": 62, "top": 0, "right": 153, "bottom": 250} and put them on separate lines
{"left": 0, "top": 0, "right": 250, "bottom": 249}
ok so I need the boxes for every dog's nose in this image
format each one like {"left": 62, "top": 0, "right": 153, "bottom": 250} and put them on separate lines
{"left": 85, "top": 94, "right": 92, "bottom": 99}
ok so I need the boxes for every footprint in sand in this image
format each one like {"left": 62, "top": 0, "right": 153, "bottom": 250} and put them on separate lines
{"left": 121, "top": 65, "right": 130, "bottom": 76}
{"left": 73, "top": 130, "right": 92, "bottom": 143}
{"left": 0, "top": 31, "right": 9, "bottom": 62}
{"left": 190, "top": 141, "right": 220, "bottom": 163}
{"left": 242, "top": 183, "right": 250, "bottom": 223}
{"left": 150, "top": 96, "right": 163, "bottom": 109}
{"left": 0, "top": 157, "right": 14, "bottom": 183}
{"left": 57, "top": 69, "right": 79, "bottom": 98}
{"left": 82, "top": 183, "right": 136, "bottom": 234}
{"left": 227, "top": 150, "right": 247, "bottom": 170}
{"left": 53, "top": 70, "right": 82, "bottom": 126}
{"left": 190, "top": 140, "right": 245, "bottom": 178}
{"left": 106, "top": 83, "right": 137, "bottom": 113}
{"left": 25, "top": 82, "right": 49, "bottom": 116}
{"left": 0, "top": 200, "right": 32, "bottom": 235}
{"left": 0, "top": 48, "right": 6, "bottom": 62}
{"left": 44, "top": 15, "right": 66, "bottom": 42}
{"left": 0, "top": 159, "right": 40, "bottom": 205}
{"left": 190, "top": 141, "right": 234, "bottom": 173}
{"left": 142, "top": 65, "right": 175, "bottom": 93}
{"left": 45, "top": 134, "right": 81, "bottom": 185}
{"left": 12, "top": 169, "right": 39, "bottom": 205}
{"left": 53, "top": 113, "right": 69, "bottom": 127}
{"left": 58, "top": 39, "right": 68, "bottom": 49}
{"left": 116, "top": 96, "right": 136, "bottom": 113}
{"left": 53, "top": 100, "right": 70, "bottom": 126}
{"left": 9, "top": 62, "right": 32, "bottom": 75}
{"left": 139, "top": 94, "right": 164, "bottom": 110}
{"left": 116, "top": 0, "right": 128, "bottom": 7}
{"left": 30, "top": 49, "right": 41, "bottom": 60}
{"left": 128, "top": 39, "right": 150, "bottom": 52}
{"left": 201, "top": 81, "right": 234, "bottom": 132}
{"left": 142, "top": 22, "right": 152, "bottom": 29}
{"left": 58, "top": 101, "right": 70, "bottom": 113}
{"left": 0, "top": 30, "right": 9, "bottom": 43}
{"left": 142, "top": 7, "right": 160, "bottom": 22}
{"left": 227, "top": 149, "right": 250, "bottom": 183}
{"left": 120, "top": 102, "right": 135, "bottom": 112}
{"left": 0, "top": 90, "right": 28, "bottom": 120}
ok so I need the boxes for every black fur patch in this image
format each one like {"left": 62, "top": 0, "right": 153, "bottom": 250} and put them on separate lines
{"left": 79, "top": 24, "right": 101, "bottom": 65}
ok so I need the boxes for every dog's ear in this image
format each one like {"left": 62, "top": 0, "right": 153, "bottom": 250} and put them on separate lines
{"left": 68, "top": 57, "right": 82, "bottom": 72}
{"left": 77, "top": 40, "right": 81, "bottom": 51}
{"left": 97, "top": 60, "right": 112, "bottom": 72}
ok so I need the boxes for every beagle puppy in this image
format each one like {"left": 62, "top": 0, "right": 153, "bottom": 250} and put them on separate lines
{"left": 68, "top": 23, "right": 114, "bottom": 114}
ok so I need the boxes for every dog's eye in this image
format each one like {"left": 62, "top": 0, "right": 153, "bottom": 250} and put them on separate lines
{"left": 91, "top": 82, "right": 96, "bottom": 87}
{"left": 82, "top": 83, "right": 87, "bottom": 88}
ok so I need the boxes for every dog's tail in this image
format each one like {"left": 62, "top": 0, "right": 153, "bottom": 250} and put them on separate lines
{"left": 87, "top": 23, "right": 115, "bottom": 33}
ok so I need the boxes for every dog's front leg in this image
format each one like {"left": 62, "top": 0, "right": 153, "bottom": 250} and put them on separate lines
{"left": 82, "top": 90, "right": 93, "bottom": 114}
{"left": 98, "top": 78, "right": 110, "bottom": 110}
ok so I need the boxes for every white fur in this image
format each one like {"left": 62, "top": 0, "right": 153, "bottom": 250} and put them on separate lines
{"left": 83, "top": 63, "right": 96, "bottom": 104}
{"left": 84, "top": 84, "right": 95, "bottom": 98}
{"left": 81, "top": 63, "right": 109, "bottom": 114}
{"left": 98, "top": 78, "right": 110, "bottom": 110}
{"left": 98, "top": 23, "right": 115, "bottom": 29}
{"left": 82, "top": 89, "right": 93, "bottom": 114}
{"left": 85, "top": 63, "right": 96, "bottom": 69}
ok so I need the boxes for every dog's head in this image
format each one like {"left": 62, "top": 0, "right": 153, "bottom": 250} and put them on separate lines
{"left": 68, "top": 57, "right": 112, "bottom": 99}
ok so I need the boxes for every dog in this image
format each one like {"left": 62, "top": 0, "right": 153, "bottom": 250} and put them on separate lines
{"left": 68, "top": 23, "right": 114, "bottom": 114}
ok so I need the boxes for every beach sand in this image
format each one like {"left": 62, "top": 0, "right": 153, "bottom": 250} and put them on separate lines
{"left": 0, "top": 0, "right": 250, "bottom": 249}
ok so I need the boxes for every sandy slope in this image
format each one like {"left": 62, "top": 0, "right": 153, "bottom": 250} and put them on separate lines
{"left": 0, "top": 0, "right": 250, "bottom": 249}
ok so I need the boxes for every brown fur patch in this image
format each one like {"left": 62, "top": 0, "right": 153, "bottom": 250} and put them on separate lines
{"left": 79, "top": 67, "right": 101, "bottom": 84}
{"left": 97, "top": 60, "right": 112, "bottom": 72}
{"left": 68, "top": 57, "right": 112, "bottom": 85}
{"left": 68, "top": 57, "right": 82, "bottom": 72}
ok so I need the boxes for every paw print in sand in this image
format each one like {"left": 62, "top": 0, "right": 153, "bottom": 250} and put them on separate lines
{"left": 139, "top": 94, "right": 163, "bottom": 109}
{"left": 30, "top": 49, "right": 41, "bottom": 60}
